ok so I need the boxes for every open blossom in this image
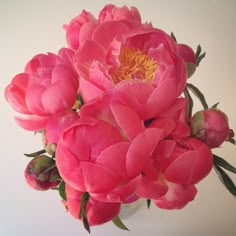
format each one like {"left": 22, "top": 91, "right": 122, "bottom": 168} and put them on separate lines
{"left": 56, "top": 116, "right": 162, "bottom": 199}
{"left": 64, "top": 184, "right": 121, "bottom": 226}
{"left": 190, "top": 108, "right": 231, "bottom": 148}
{"left": 4, "top": 48, "right": 79, "bottom": 131}
{"left": 68, "top": 4, "right": 186, "bottom": 104}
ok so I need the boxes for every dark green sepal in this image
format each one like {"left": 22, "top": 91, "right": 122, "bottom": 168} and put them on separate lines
{"left": 24, "top": 149, "right": 46, "bottom": 157}
{"left": 146, "top": 199, "right": 151, "bottom": 209}
{"left": 59, "top": 181, "right": 67, "bottom": 201}
{"left": 79, "top": 192, "right": 90, "bottom": 233}
{"left": 112, "top": 215, "right": 129, "bottom": 231}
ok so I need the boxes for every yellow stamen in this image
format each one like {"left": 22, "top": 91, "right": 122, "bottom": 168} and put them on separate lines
{"left": 111, "top": 47, "right": 158, "bottom": 84}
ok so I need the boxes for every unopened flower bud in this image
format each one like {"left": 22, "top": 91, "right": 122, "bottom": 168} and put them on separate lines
{"left": 190, "top": 108, "right": 231, "bottom": 148}
{"left": 24, "top": 155, "right": 60, "bottom": 190}
{"left": 177, "top": 44, "right": 197, "bottom": 78}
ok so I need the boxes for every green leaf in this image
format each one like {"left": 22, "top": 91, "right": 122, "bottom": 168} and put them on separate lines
{"left": 170, "top": 32, "right": 177, "bottom": 42}
{"left": 184, "top": 87, "right": 194, "bottom": 119}
{"left": 214, "top": 165, "right": 236, "bottom": 196}
{"left": 112, "top": 216, "right": 129, "bottom": 231}
{"left": 146, "top": 199, "right": 151, "bottom": 209}
{"left": 59, "top": 181, "right": 67, "bottom": 201}
{"left": 24, "top": 149, "right": 46, "bottom": 157}
{"left": 186, "top": 83, "right": 208, "bottom": 110}
{"left": 213, "top": 155, "right": 236, "bottom": 174}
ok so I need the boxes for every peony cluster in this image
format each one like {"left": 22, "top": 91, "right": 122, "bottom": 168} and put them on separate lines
{"left": 5, "top": 4, "right": 234, "bottom": 231}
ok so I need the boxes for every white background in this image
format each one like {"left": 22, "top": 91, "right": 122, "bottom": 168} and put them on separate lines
{"left": 0, "top": 0, "right": 236, "bottom": 236}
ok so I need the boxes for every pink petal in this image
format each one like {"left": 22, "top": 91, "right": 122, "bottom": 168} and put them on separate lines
{"left": 51, "top": 64, "right": 78, "bottom": 89}
{"left": 96, "top": 142, "right": 130, "bottom": 178}
{"left": 91, "top": 176, "right": 140, "bottom": 203}
{"left": 79, "top": 21, "right": 98, "bottom": 46}
{"left": 79, "top": 162, "right": 121, "bottom": 193}
{"left": 163, "top": 139, "right": 213, "bottom": 185}
{"left": 79, "top": 77, "right": 105, "bottom": 103}
{"left": 126, "top": 128, "right": 162, "bottom": 177}
{"left": 154, "top": 182, "right": 197, "bottom": 210}
{"left": 56, "top": 144, "right": 86, "bottom": 192}
{"left": 25, "top": 85, "right": 46, "bottom": 115}
{"left": 74, "top": 40, "right": 106, "bottom": 78}
{"left": 136, "top": 175, "right": 168, "bottom": 199}
{"left": 92, "top": 21, "right": 130, "bottom": 49}
{"left": 110, "top": 103, "right": 145, "bottom": 141}
{"left": 14, "top": 114, "right": 48, "bottom": 131}
{"left": 148, "top": 78, "right": 178, "bottom": 114}
{"left": 42, "top": 80, "right": 77, "bottom": 114}
{"left": 4, "top": 73, "right": 31, "bottom": 114}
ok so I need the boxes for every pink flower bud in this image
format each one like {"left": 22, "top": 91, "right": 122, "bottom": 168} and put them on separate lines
{"left": 24, "top": 155, "right": 60, "bottom": 190}
{"left": 190, "top": 108, "right": 231, "bottom": 148}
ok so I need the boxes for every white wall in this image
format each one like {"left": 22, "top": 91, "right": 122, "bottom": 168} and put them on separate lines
{"left": 0, "top": 1, "right": 236, "bottom": 235}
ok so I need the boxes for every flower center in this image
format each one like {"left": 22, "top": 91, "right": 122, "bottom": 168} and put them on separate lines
{"left": 111, "top": 47, "right": 158, "bottom": 84}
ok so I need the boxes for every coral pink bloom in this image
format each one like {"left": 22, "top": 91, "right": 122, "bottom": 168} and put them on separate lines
{"left": 154, "top": 181, "right": 197, "bottom": 209}
{"left": 56, "top": 111, "right": 162, "bottom": 196}
{"left": 65, "top": 184, "right": 120, "bottom": 226}
{"left": 98, "top": 4, "right": 141, "bottom": 23}
{"left": 64, "top": 10, "right": 98, "bottom": 51}
{"left": 4, "top": 48, "right": 79, "bottom": 131}
{"left": 156, "top": 138, "right": 213, "bottom": 185}
{"left": 74, "top": 25, "right": 187, "bottom": 104}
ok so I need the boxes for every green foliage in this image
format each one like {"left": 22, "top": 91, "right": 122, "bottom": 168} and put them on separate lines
{"left": 213, "top": 155, "right": 236, "bottom": 196}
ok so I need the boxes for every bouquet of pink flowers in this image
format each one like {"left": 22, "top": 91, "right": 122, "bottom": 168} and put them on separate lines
{"left": 4, "top": 4, "right": 236, "bottom": 233}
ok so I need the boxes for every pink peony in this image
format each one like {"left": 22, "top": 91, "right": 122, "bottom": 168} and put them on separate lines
{"left": 155, "top": 137, "right": 213, "bottom": 185}
{"left": 24, "top": 155, "right": 60, "bottom": 191}
{"left": 190, "top": 108, "right": 231, "bottom": 148}
{"left": 56, "top": 107, "right": 162, "bottom": 198}
{"left": 64, "top": 184, "right": 121, "bottom": 226}
{"left": 71, "top": 5, "right": 186, "bottom": 104}
{"left": 4, "top": 48, "right": 79, "bottom": 131}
